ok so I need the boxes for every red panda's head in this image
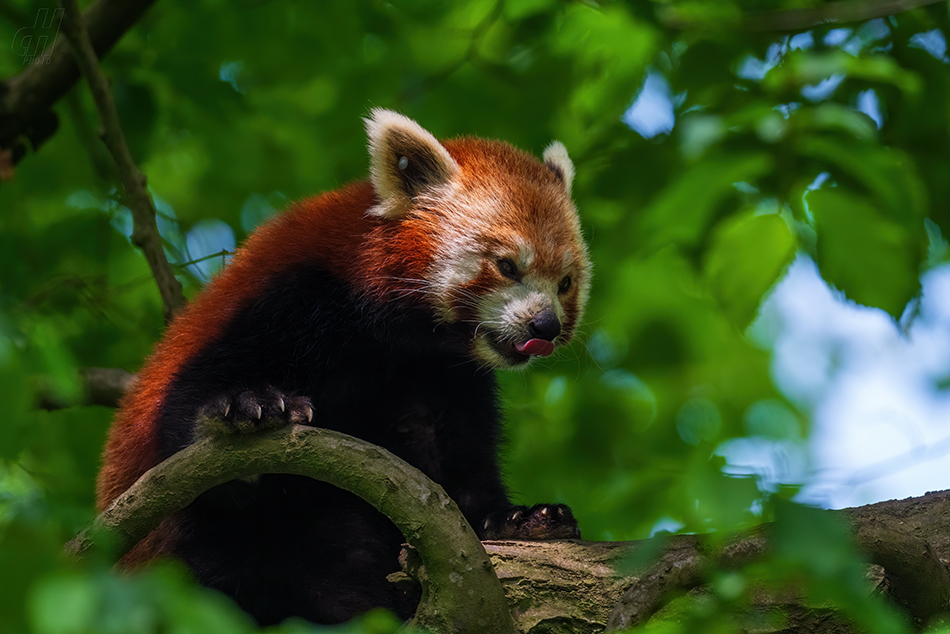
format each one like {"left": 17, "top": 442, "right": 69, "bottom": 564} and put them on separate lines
{"left": 364, "top": 109, "right": 591, "bottom": 369}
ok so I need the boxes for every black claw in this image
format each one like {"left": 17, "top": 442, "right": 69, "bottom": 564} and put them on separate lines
{"left": 481, "top": 503, "right": 580, "bottom": 541}
{"left": 198, "top": 388, "right": 314, "bottom": 434}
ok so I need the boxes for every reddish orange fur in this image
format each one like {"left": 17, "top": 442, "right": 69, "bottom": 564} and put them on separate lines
{"left": 443, "top": 138, "right": 587, "bottom": 333}
{"left": 96, "top": 116, "right": 588, "bottom": 624}
{"left": 99, "top": 182, "right": 384, "bottom": 510}
{"left": 98, "top": 138, "right": 582, "bottom": 512}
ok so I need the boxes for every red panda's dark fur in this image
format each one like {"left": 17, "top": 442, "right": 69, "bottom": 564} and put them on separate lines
{"left": 98, "top": 114, "right": 588, "bottom": 625}
{"left": 99, "top": 183, "right": 378, "bottom": 506}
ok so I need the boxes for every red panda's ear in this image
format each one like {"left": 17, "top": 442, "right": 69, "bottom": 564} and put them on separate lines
{"left": 542, "top": 141, "right": 575, "bottom": 196}
{"left": 364, "top": 109, "right": 459, "bottom": 219}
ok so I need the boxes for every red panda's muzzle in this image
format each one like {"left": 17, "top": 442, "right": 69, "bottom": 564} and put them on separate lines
{"left": 516, "top": 309, "right": 560, "bottom": 356}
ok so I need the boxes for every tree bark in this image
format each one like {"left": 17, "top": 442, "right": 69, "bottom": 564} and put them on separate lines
{"left": 489, "top": 493, "right": 950, "bottom": 633}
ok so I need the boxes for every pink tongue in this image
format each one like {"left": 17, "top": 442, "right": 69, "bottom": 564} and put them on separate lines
{"left": 516, "top": 338, "right": 555, "bottom": 357}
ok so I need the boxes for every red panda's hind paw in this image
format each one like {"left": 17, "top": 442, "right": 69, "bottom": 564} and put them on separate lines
{"left": 196, "top": 387, "right": 314, "bottom": 435}
{"left": 480, "top": 503, "right": 581, "bottom": 541}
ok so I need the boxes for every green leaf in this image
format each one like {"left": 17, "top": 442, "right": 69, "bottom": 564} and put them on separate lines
{"left": 797, "top": 103, "right": 879, "bottom": 141}
{"left": 28, "top": 572, "right": 98, "bottom": 634}
{"left": 799, "top": 136, "right": 928, "bottom": 224}
{"left": 771, "top": 500, "right": 912, "bottom": 634}
{"left": 808, "top": 188, "right": 922, "bottom": 318}
{"left": 764, "top": 50, "right": 922, "bottom": 98}
{"left": 639, "top": 152, "right": 775, "bottom": 250}
{"left": 550, "top": 3, "right": 659, "bottom": 145}
{"left": 705, "top": 212, "right": 796, "bottom": 329}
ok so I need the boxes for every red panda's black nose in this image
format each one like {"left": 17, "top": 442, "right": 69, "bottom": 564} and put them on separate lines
{"left": 528, "top": 310, "right": 561, "bottom": 342}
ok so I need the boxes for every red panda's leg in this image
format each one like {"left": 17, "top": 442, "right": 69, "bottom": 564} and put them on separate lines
{"left": 433, "top": 402, "right": 582, "bottom": 541}
{"left": 196, "top": 386, "right": 314, "bottom": 435}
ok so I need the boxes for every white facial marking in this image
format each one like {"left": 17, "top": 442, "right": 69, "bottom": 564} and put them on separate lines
{"left": 383, "top": 144, "right": 590, "bottom": 369}
{"left": 562, "top": 250, "right": 574, "bottom": 273}
{"left": 469, "top": 266, "right": 567, "bottom": 368}
{"left": 422, "top": 185, "right": 508, "bottom": 321}
{"left": 518, "top": 243, "right": 535, "bottom": 271}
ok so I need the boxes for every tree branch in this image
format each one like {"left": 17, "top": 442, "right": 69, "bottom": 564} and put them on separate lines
{"left": 850, "top": 502, "right": 950, "bottom": 625}
{"left": 744, "top": 0, "right": 944, "bottom": 31}
{"left": 63, "top": 411, "right": 950, "bottom": 633}
{"left": 57, "top": 368, "right": 950, "bottom": 632}
{"left": 65, "top": 425, "right": 516, "bottom": 634}
{"left": 603, "top": 498, "right": 950, "bottom": 632}
{"left": 59, "top": 0, "right": 184, "bottom": 323}
{"left": 0, "top": 0, "right": 157, "bottom": 170}
{"left": 605, "top": 536, "right": 709, "bottom": 631}
{"left": 659, "top": 0, "right": 945, "bottom": 32}
{"left": 37, "top": 366, "right": 137, "bottom": 410}
{"left": 439, "top": 495, "right": 950, "bottom": 633}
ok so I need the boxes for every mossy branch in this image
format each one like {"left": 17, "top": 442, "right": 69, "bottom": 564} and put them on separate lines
{"left": 65, "top": 425, "right": 516, "bottom": 634}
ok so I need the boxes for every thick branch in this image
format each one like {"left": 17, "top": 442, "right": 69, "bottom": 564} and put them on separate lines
{"left": 485, "top": 497, "right": 949, "bottom": 633}
{"left": 604, "top": 498, "right": 950, "bottom": 633}
{"left": 59, "top": 368, "right": 950, "bottom": 632}
{"left": 64, "top": 411, "right": 950, "bottom": 633}
{"left": 605, "top": 536, "right": 708, "bottom": 632}
{"left": 59, "top": 0, "right": 184, "bottom": 322}
{"left": 660, "top": 0, "right": 944, "bottom": 32}
{"left": 0, "top": 0, "right": 156, "bottom": 165}
{"left": 849, "top": 501, "right": 950, "bottom": 625}
{"left": 66, "top": 425, "right": 516, "bottom": 634}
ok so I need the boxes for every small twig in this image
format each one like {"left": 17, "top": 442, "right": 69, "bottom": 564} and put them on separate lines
{"left": 59, "top": 0, "right": 184, "bottom": 323}
{"left": 37, "top": 367, "right": 137, "bottom": 410}
{"left": 661, "top": 0, "right": 944, "bottom": 32}
{"left": 174, "top": 249, "right": 234, "bottom": 269}
{"left": 397, "top": 0, "right": 504, "bottom": 104}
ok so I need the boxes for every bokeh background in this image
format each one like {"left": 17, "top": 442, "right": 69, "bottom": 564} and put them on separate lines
{"left": 2, "top": 1, "right": 949, "bottom": 632}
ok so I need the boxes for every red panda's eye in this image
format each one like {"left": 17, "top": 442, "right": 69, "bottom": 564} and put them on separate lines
{"left": 497, "top": 258, "right": 519, "bottom": 280}
{"left": 558, "top": 276, "right": 572, "bottom": 294}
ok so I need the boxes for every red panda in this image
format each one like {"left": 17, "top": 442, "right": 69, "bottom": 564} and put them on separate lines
{"left": 97, "top": 109, "right": 591, "bottom": 625}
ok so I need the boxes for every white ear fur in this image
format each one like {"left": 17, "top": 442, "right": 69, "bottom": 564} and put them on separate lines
{"left": 542, "top": 141, "right": 575, "bottom": 195}
{"left": 364, "top": 108, "right": 459, "bottom": 218}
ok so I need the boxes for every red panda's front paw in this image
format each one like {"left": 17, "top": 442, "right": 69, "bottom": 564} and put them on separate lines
{"left": 196, "top": 387, "right": 314, "bottom": 435}
{"left": 480, "top": 504, "right": 580, "bottom": 541}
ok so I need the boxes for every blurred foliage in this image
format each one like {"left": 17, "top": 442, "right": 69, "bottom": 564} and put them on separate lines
{"left": 2, "top": 0, "right": 949, "bottom": 631}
